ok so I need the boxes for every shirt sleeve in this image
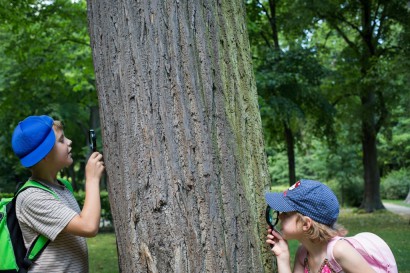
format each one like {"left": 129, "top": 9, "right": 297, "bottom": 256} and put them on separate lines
{"left": 16, "top": 188, "right": 78, "bottom": 241}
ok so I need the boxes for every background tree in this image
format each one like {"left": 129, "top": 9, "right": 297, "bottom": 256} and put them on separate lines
{"left": 295, "top": 0, "right": 410, "bottom": 211}
{"left": 0, "top": 0, "right": 97, "bottom": 191}
{"left": 87, "top": 0, "right": 272, "bottom": 272}
{"left": 246, "top": 0, "right": 335, "bottom": 186}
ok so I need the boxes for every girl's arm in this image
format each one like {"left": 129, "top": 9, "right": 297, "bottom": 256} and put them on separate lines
{"left": 333, "top": 240, "right": 376, "bottom": 273}
{"left": 267, "top": 228, "right": 303, "bottom": 273}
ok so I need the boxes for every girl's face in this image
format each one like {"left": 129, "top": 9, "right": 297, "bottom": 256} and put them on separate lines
{"left": 278, "top": 212, "right": 303, "bottom": 240}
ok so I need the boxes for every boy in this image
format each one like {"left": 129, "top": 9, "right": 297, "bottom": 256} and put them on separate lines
{"left": 11, "top": 115, "right": 105, "bottom": 272}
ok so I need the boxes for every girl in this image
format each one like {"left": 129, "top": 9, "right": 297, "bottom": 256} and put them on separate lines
{"left": 265, "top": 179, "right": 376, "bottom": 273}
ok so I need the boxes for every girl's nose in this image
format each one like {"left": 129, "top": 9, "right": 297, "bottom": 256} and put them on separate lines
{"left": 278, "top": 212, "right": 285, "bottom": 220}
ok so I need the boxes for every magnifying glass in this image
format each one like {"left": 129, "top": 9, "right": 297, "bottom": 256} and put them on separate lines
{"left": 265, "top": 205, "right": 282, "bottom": 236}
{"left": 89, "top": 129, "right": 97, "bottom": 152}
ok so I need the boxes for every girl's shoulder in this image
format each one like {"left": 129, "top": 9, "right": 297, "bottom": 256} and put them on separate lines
{"left": 295, "top": 244, "right": 308, "bottom": 267}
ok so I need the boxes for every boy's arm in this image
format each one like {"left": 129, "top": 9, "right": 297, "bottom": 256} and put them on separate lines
{"left": 63, "top": 152, "right": 105, "bottom": 238}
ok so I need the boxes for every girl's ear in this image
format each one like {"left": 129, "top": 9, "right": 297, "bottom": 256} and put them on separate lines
{"left": 302, "top": 216, "right": 312, "bottom": 231}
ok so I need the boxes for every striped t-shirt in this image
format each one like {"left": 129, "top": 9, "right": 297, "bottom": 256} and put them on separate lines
{"left": 16, "top": 181, "right": 88, "bottom": 273}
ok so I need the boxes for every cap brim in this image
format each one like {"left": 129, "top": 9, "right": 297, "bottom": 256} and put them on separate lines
{"left": 20, "top": 129, "right": 55, "bottom": 167}
{"left": 265, "top": 192, "right": 296, "bottom": 212}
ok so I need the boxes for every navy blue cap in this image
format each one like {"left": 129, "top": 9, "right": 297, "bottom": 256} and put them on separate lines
{"left": 265, "top": 179, "right": 339, "bottom": 226}
{"left": 12, "top": 115, "right": 56, "bottom": 168}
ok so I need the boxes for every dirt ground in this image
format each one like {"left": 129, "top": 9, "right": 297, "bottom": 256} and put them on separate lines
{"left": 383, "top": 202, "right": 410, "bottom": 218}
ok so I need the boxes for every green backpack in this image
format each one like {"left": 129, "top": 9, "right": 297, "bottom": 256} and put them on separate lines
{"left": 0, "top": 179, "right": 73, "bottom": 273}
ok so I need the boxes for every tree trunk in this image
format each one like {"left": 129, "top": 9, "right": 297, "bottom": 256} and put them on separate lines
{"left": 405, "top": 189, "right": 410, "bottom": 204}
{"left": 360, "top": 103, "right": 384, "bottom": 211}
{"left": 87, "top": 1, "right": 272, "bottom": 272}
{"left": 358, "top": 1, "right": 384, "bottom": 212}
{"left": 284, "top": 124, "right": 296, "bottom": 186}
{"left": 267, "top": 0, "right": 296, "bottom": 187}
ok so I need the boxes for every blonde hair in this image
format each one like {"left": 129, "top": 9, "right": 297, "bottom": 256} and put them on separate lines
{"left": 53, "top": 120, "right": 64, "bottom": 130}
{"left": 296, "top": 212, "right": 348, "bottom": 242}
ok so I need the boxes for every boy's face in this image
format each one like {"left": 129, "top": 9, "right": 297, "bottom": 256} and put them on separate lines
{"left": 46, "top": 127, "right": 73, "bottom": 169}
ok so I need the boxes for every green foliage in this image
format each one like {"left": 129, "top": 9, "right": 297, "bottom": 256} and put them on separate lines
{"left": 0, "top": 0, "right": 98, "bottom": 190}
{"left": 379, "top": 115, "right": 410, "bottom": 174}
{"left": 328, "top": 178, "right": 364, "bottom": 207}
{"left": 0, "top": 193, "right": 13, "bottom": 199}
{"left": 381, "top": 169, "right": 410, "bottom": 200}
{"left": 257, "top": 49, "right": 335, "bottom": 145}
{"left": 267, "top": 137, "right": 364, "bottom": 207}
{"left": 247, "top": 0, "right": 338, "bottom": 187}
{"left": 74, "top": 190, "right": 113, "bottom": 224}
{"left": 248, "top": 0, "right": 410, "bottom": 207}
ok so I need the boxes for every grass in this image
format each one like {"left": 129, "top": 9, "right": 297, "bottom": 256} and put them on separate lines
{"left": 338, "top": 209, "right": 410, "bottom": 273}
{"left": 88, "top": 233, "right": 119, "bottom": 273}
{"left": 89, "top": 209, "right": 410, "bottom": 273}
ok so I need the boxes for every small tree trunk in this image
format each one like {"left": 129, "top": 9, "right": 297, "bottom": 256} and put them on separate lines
{"left": 284, "top": 124, "right": 296, "bottom": 186}
{"left": 405, "top": 190, "right": 410, "bottom": 204}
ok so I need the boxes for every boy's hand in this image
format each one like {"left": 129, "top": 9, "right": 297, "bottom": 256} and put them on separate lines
{"left": 64, "top": 152, "right": 105, "bottom": 238}
{"left": 85, "top": 152, "right": 105, "bottom": 182}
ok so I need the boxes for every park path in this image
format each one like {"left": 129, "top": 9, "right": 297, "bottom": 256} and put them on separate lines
{"left": 383, "top": 202, "right": 410, "bottom": 218}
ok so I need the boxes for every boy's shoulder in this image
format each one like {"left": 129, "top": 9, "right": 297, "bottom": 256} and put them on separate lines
{"left": 16, "top": 179, "right": 74, "bottom": 210}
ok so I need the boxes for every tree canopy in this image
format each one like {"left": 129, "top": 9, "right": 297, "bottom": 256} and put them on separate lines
{"left": 0, "top": 0, "right": 97, "bottom": 191}
{"left": 0, "top": 0, "right": 409, "bottom": 206}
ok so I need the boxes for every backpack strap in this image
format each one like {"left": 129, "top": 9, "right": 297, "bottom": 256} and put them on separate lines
{"left": 18, "top": 180, "right": 58, "bottom": 199}
{"left": 57, "top": 178, "right": 74, "bottom": 194}
{"left": 326, "top": 236, "right": 343, "bottom": 272}
{"left": 14, "top": 180, "right": 66, "bottom": 272}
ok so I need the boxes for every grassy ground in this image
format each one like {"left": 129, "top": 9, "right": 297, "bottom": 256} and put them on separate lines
{"left": 338, "top": 209, "right": 410, "bottom": 273}
{"left": 88, "top": 209, "right": 409, "bottom": 273}
{"left": 88, "top": 233, "right": 119, "bottom": 273}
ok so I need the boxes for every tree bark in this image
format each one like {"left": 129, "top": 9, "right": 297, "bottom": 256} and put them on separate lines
{"left": 405, "top": 190, "right": 410, "bottom": 204}
{"left": 358, "top": 1, "right": 384, "bottom": 211}
{"left": 360, "top": 90, "right": 384, "bottom": 211}
{"left": 267, "top": 0, "right": 296, "bottom": 187}
{"left": 284, "top": 124, "right": 296, "bottom": 186}
{"left": 87, "top": 1, "right": 272, "bottom": 272}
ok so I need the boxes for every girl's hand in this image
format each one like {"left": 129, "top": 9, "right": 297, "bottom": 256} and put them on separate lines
{"left": 266, "top": 226, "right": 290, "bottom": 259}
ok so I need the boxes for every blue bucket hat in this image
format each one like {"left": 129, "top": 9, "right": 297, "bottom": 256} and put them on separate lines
{"left": 265, "top": 179, "right": 339, "bottom": 226}
{"left": 12, "top": 115, "right": 56, "bottom": 168}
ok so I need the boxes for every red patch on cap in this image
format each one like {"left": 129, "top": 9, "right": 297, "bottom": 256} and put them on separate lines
{"left": 288, "top": 181, "right": 301, "bottom": 191}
